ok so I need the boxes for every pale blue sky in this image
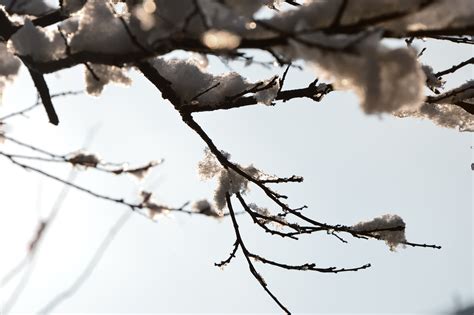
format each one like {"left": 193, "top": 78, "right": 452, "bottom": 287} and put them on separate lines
{"left": 1, "top": 38, "right": 472, "bottom": 314}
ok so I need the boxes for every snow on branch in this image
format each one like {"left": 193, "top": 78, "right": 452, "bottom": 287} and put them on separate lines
{"left": 2, "top": 0, "right": 470, "bottom": 126}
{"left": 150, "top": 57, "right": 280, "bottom": 106}
{"left": 351, "top": 214, "right": 406, "bottom": 251}
{"left": 0, "top": 1, "right": 467, "bottom": 313}
{"left": 395, "top": 81, "right": 474, "bottom": 131}
{"left": 0, "top": 42, "right": 19, "bottom": 100}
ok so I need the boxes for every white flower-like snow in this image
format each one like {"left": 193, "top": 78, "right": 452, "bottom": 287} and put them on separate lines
{"left": 352, "top": 214, "right": 406, "bottom": 251}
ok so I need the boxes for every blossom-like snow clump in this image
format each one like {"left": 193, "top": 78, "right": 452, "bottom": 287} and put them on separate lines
{"left": 352, "top": 214, "right": 406, "bottom": 251}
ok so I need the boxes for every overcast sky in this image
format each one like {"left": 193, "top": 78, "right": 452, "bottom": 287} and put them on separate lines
{"left": 1, "top": 38, "right": 472, "bottom": 314}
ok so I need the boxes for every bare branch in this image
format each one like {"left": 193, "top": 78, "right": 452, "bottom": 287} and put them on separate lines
{"left": 435, "top": 57, "right": 474, "bottom": 77}
{"left": 225, "top": 193, "right": 291, "bottom": 314}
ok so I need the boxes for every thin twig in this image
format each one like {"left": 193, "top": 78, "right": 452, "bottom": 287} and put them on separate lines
{"left": 435, "top": 57, "right": 474, "bottom": 77}
{"left": 0, "top": 90, "right": 83, "bottom": 121}
{"left": 225, "top": 193, "right": 291, "bottom": 314}
{"left": 38, "top": 211, "right": 132, "bottom": 315}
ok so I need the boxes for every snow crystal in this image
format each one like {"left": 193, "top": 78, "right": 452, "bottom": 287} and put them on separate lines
{"left": 352, "top": 214, "right": 406, "bottom": 251}
{"left": 85, "top": 64, "right": 131, "bottom": 96}
{"left": 9, "top": 20, "right": 65, "bottom": 61}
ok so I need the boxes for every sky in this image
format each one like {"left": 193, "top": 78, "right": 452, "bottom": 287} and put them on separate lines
{"left": 1, "top": 37, "right": 473, "bottom": 314}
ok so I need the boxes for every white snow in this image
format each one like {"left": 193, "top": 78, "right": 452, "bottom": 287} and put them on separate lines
{"left": 422, "top": 65, "right": 444, "bottom": 90}
{"left": 288, "top": 33, "right": 426, "bottom": 114}
{"left": 198, "top": 147, "right": 228, "bottom": 180}
{"left": 394, "top": 103, "right": 474, "bottom": 132}
{"left": 139, "top": 191, "right": 169, "bottom": 219}
{"left": 9, "top": 20, "right": 65, "bottom": 61}
{"left": 352, "top": 214, "right": 406, "bottom": 251}
{"left": 248, "top": 203, "right": 287, "bottom": 228}
{"left": 151, "top": 57, "right": 282, "bottom": 106}
{"left": 394, "top": 81, "right": 474, "bottom": 131}
{"left": 429, "top": 81, "right": 474, "bottom": 105}
{"left": 69, "top": 0, "right": 137, "bottom": 54}
{"left": 255, "top": 77, "right": 280, "bottom": 105}
{"left": 198, "top": 148, "right": 260, "bottom": 210}
{"left": 0, "top": 42, "right": 20, "bottom": 101}
{"left": 84, "top": 64, "right": 132, "bottom": 96}
{"left": 213, "top": 165, "right": 259, "bottom": 210}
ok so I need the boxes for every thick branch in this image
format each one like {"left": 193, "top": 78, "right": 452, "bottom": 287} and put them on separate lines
{"left": 24, "top": 66, "right": 59, "bottom": 125}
